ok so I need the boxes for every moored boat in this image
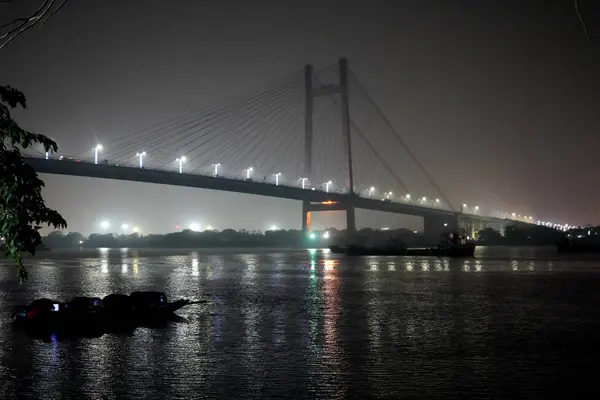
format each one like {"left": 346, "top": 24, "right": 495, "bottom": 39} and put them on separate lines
{"left": 12, "top": 291, "right": 207, "bottom": 328}
{"left": 344, "top": 243, "right": 475, "bottom": 257}
{"left": 406, "top": 243, "right": 476, "bottom": 257}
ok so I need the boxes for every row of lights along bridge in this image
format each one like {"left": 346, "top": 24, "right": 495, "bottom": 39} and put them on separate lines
{"left": 45, "top": 145, "right": 548, "bottom": 226}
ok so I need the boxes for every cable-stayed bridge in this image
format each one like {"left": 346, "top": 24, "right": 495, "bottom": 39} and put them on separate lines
{"left": 24, "top": 59, "right": 553, "bottom": 240}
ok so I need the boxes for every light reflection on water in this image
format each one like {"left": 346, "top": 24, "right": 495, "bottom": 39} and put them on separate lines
{"left": 1, "top": 246, "right": 600, "bottom": 398}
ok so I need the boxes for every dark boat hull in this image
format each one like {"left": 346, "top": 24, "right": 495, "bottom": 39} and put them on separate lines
{"left": 329, "top": 245, "right": 346, "bottom": 254}
{"left": 15, "top": 313, "right": 188, "bottom": 342}
{"left": 13, "top": 300, "right": 205, "bottom": 328}
{"left": 12, "top": 292, "right": 209, "bottom": 341}
{"left": 556, "top": 242, "right": 600, "bottom": 254}
{"left": 344, "top": 243, "right": 476, "bottom": 257}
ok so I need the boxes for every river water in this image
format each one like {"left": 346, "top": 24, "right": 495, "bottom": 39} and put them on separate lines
{"left": 1, "top": 246, "right": 599, "bottom": 399}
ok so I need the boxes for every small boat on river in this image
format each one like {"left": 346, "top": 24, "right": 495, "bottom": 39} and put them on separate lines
{"left": 12, "top": 291, "right": 207, "bottom": 330}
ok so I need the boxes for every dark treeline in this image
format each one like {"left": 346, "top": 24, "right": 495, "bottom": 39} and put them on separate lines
{"left": 40, "top": 228, "right": 424, "bottom": 249}
{"left": 477, "top": 225, "right": 566, "bottom": 246}
{"left": 44, "top": 229, "right": 310, "bottom": 249}
{"left": 35, "top": 224, "right": 569, "bottom": 249}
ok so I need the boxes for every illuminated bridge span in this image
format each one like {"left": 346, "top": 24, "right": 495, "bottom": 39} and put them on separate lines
{"left": 25, "top": 59, "right": 562, "bottom": 240}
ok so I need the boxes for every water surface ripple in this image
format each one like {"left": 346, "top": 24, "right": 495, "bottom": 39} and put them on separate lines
{"left": 1, "top": 246, "right": 599, "bottom": 399}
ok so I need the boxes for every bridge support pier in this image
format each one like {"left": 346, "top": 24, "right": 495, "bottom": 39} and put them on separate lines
{"left": 302, "top": 200, "right": 311, "bottom": 232}
{"left": 457, "top": 215, "right": 508, "bottom": 239}
{"left": 345, "top": 203, "right": 356, "bottom": 240}
{"left": 302, "top": 200, "right": 356, "bottom": 241}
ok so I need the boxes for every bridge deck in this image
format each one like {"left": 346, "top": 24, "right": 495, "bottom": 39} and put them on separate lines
{"left": 26, "top": 157, "right": 514, "bottom": 223}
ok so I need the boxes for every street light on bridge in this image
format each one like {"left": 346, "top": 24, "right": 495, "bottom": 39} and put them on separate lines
{"left": 275, "top": 172, "right": 282, "bottom": 186}
{"left": 136, "top": 152, "right": 146, "bottom": 168}
{"left": 94, "top": 144, "right": 102, "bottom": 164}
{"left": 212, "top": 163, "right": 221, "bottom": 176}
{"left": 245, "top": 167, "right": 253, "bottom": 180}
{"left": 369, "top": 186, "right": 375, "bottom": 197}
{"left": 474, "top": 205, "right": 479, "bottom": 213}
{"left": 300, "top": 177, "right": 308, "bottom": 189}
{"left": 176, "top": 156, "right": 186, "bottom": 173}
{"left": 324, "top": 181, "right": 332, "bottom": 193}
{"left": 100, "top": 221, "right": 110, "bottom": 230}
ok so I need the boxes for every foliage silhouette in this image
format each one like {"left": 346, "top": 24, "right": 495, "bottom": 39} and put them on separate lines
{"left": 0, "top": 86, "right": 67, "bottom": 282}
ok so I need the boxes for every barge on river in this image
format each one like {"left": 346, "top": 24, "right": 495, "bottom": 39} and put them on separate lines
{"left": 330, "top": 232, "right": 475, "bottom": 257}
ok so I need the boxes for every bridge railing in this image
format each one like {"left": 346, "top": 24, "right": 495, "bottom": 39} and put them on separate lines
{"left": 28, "top": 154, "right": 532, "bottom": 223}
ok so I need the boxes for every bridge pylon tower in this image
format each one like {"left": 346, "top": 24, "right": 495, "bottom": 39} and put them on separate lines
{"left": 302, "top": 58, "right": 356, "bottom": 239}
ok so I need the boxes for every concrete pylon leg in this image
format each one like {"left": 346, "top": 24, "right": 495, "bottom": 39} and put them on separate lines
{"left": 302, "top": 200, "right": 310, "bottom": 232}
{"left": 346, "top": 204, "right": 356, "bottom": 243}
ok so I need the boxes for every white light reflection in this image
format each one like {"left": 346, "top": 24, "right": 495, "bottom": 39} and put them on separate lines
{"left": 324, "top": 259, "right": 336, "bottom": 272}
{"left": 239, "top": 254, "right": 258, "bottom": 281}
{"left": 269, "top": 253, "right": 286, "bottom": 280}
{"left": 101, "top": 259, "right": 108, "bottom": 274}
{"left": 121, "top": 263, "right": 128, "bottom": 273}
{"left": 442, "top": 259, "right": 450, "bottom": 271}
{"left": 207, "top": 255, "right": 225, "bottom": 280}
{"left": 511, "top": 260, "right": 518, "bottom": 271}
{"left": 192, "top": 257, "right": 199, "bottom": 276}
{"left": 461, "top": 260, "right": 470, "bottom": 272}
{"left": 322, "top": 257, "right": 341, "bottom": 379}
{"left": 368, "top": 260, "right": 379, "bottom": 271}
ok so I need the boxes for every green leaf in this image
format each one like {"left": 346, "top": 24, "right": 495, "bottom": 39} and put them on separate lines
{"left": 0, "top": 85, "right": 67, "bottom": 282}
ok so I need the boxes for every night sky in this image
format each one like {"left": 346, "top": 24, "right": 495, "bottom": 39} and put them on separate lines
{"left": 1, "top": 0, "right": 599, "bottom": 234}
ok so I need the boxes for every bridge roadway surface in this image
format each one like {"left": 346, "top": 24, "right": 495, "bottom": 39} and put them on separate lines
{"left": 26, "top": 157, "right": 511, "bottom": 225}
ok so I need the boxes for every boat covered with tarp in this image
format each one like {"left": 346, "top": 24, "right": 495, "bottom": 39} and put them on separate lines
{"left": 12, "top": 291, "right": 208, "bottom": 336}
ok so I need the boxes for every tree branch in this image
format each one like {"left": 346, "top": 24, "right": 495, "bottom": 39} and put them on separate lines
{"left": 0, "top": 0, "right": 69, "bottom": 51}
{"left": 574, "top": 0, "right": 594, "bottom": 45}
